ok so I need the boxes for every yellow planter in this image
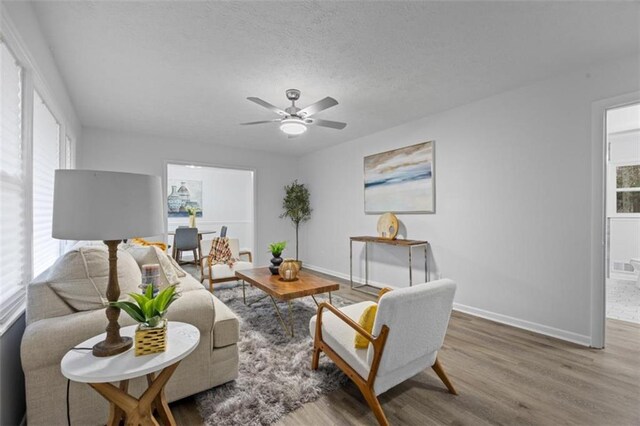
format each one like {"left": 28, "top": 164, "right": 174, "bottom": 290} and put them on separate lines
{"left": 135, "top": 319, "right": 167, "bottom": 356}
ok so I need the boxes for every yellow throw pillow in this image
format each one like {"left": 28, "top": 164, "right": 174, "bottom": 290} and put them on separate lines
{"left": 354, "top": 304, "right": 377, "bottom": 349}
{"left": 378, "top": 287, "right": 393, "bottom": 300}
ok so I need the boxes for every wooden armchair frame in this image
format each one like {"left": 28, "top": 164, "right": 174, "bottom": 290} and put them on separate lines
{"left": 312, "top": 298, "right": 458, "bottom": 426}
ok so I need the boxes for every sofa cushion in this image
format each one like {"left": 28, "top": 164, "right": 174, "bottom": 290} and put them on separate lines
{"left": 122, "top": 244, "right": 179, "bottom": 288}
{"left": 47, "top": 247, "right": 141, "bottom": 311}
{"left": 212, "top": 296, "right": 240, "bottom": 348}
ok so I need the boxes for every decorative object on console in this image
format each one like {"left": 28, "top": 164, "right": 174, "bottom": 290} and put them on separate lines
{"left": 268, "top": 241, "right": 286, "bottom": 275}
{"left": 364, "top": 141, "right": 435, "bottom": 214}
{"left": 111, "top": 284, "right": 179, "bottom": 356}
{"left": 52, "top": 169, "right": 164, "bottom": 357}
{"left": 280, "top": 180, "right": 312, "bottom": 268}
{"left": 167, "top": 179, "right": 203, "bottom": 217}
{"left": 241, "top": 89, "right": 347, "bottom": 137}
{"left": 377, "top": 212, "right": 399, "bottom": 239}
{"left": 278, "top": 258, "right": 300, "bottom": 281}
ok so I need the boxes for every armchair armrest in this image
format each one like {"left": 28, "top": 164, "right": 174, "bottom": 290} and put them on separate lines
{"left": 316, "top": 302, "right": 376, "bottom": 343}
{"left": 314, "top": 302, "right": 390, "bottom": 384}
{"left": 238, "top": 250, "right": 252, "bottom": 263}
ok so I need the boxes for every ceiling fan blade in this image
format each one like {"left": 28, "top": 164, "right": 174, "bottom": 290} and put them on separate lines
{"left": 311, "top": 118, "right": 347, "bottom": 130}
{"left": 239, "top": 119, "right": 281, "bottom": 125}
{"left": 297, "top": 97, "right": 338, "bottom": 118}
{"left": 246, "top": 97, "right": 287, "bottom": 116}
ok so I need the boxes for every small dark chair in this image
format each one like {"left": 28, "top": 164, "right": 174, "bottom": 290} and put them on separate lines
{"left": 220, "top": 226, "right": 228, "bottom": 238}
{"left": 173, "top": 227, "right": 200, "bottom": 265}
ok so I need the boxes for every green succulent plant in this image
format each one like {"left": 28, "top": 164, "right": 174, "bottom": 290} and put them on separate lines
{"left": 268, "top": 241, "right": 287, "bottom": 257}
{"left": 111, "top": 285, "right": 179, "bottom": 328}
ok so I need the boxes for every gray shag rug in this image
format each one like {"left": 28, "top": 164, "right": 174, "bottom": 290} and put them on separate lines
{"left": 195, "top": 283, "right": 349, "bottom": 425}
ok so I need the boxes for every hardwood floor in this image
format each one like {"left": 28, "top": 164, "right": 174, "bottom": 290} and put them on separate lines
{"left": 172, "top": 268, "right": 640, "bottom": 425}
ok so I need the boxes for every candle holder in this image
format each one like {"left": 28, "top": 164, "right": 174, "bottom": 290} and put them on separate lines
{"left": 278, "top": 259, "right": 300, "bottom": 282}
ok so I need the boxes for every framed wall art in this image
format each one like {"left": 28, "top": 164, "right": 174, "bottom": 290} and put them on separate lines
{"left": 364, "top": 141, "right": 435, "bottom": 213}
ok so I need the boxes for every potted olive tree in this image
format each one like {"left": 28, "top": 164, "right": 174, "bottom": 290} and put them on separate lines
{"left": 280, "top": 180, "right": 312, "bottom": 268}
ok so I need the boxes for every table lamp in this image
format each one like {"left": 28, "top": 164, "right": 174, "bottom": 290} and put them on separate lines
{"left": 53, "top": 170, "right": 164, "bottom": 357}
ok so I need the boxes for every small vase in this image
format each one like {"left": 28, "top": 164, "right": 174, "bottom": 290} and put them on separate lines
{"left": 189, "top": 214, "right": 196, "bottom": 228}
{"left": 269, "top": 255, "right": 283, "bottom": 275}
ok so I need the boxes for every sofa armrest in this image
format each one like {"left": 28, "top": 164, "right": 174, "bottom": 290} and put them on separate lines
{"left": 21, "top": 309, "right": 138, "bottom": 371}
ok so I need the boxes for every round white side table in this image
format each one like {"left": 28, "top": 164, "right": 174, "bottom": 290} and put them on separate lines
{"left": 61, "top": 321, "right": 199, "bottom": 426}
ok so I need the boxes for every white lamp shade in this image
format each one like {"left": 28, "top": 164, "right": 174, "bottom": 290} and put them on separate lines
{"left": 53, "top": 170, "right": 164, "bottom": 241}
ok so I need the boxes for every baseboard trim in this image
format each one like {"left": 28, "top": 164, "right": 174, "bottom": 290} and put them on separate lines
{"left": 304, "top": 263, "right": 592, "bottom": 347}
{"left": 453, "top": 303, "right": 591, "bottom": 347}
{"left": 304, "top": 263, "right": 390, "bottom": 289}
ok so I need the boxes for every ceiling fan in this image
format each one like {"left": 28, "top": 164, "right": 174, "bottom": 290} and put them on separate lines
{"left": 241, "top": 89, "right": 347, "bottom": 136}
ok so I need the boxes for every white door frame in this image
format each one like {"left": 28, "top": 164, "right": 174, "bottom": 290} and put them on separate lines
{"left": 163, "top": 160, "right": 258, "bottom": 264}
{"left": 590, "top": 91, "right": 640, "bottom": 348}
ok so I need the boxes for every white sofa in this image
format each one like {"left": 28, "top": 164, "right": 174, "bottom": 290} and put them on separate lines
{"left": 21, "top": 245, "right": 240, "bottom": 425}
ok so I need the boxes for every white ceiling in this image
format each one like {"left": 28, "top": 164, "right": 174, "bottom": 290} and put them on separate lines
{"left": 32, "top": 1, "right": 639, "bottom": 155}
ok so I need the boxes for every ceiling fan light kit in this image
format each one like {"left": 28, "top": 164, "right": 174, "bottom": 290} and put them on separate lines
{"left": 241, "top": 89, "right": 347, "bottom": 136}
{"left": 280, "top": 118, "right": 308, "bottom": 135}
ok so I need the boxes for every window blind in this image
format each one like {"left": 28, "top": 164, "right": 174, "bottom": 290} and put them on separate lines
{"left": 32, "top": 91, "right": 60, "bottom": 278}
{"left": 0, "top": 41, "right": 26, "bottom": 322}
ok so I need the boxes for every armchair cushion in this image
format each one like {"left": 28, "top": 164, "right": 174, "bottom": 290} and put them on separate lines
{"left": 309, "top": 301, "right": 376, "bottom": 380}
{"left": 204, "top": 261, "right": 254, "bottom": 280}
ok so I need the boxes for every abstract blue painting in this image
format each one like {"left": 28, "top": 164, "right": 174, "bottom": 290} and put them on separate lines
{"left": 364, "top": 141, "right": 434, "bottom": 213}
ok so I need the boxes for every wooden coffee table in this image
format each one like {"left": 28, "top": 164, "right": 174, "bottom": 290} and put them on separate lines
{"left": 235, "top": 267, "right": 339, "bottom": 337}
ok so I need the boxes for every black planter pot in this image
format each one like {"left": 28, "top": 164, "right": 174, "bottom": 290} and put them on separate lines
{"left": 269, "top": 255, "right": 283, "bottom": 275}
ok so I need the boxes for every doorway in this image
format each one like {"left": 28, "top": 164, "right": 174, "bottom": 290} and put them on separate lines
{"left": 166, "top": 162, "right": 255, "bottom": 262}
{"left": 605, "top": 103, "right": 640, "bottom": 324}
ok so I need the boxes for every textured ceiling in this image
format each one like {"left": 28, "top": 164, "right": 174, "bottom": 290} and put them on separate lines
{"left": 32, "top": 1, "right": 640, "bottom": 155}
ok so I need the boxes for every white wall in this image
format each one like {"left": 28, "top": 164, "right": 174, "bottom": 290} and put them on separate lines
{"left": 298, "top": 55, "right": 640, "bottom": 345}
{"left": 167, "top": 164, "right": 255, "bottom": 254}
{"left": 79, "top": 127, "right": 297, "bottom": 265}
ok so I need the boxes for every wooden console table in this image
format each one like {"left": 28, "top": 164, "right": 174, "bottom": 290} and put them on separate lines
{"left": 349, "top": 236, "right": 429, "bottom": 294}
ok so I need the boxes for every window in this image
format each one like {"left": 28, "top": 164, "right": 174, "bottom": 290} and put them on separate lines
{"left": 615, "top": 164, "right": 640, "bottom": 213}
{"left": 32, "top": 91, "right": 61, "bottom": 277}
{"left": 0, "top": 41, "right": 26, "bottom": 322}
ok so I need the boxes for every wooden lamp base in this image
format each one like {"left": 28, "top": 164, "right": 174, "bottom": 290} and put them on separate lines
{"left": 93, "top": 336, "right": 133, "bottom": 357}
{"left": 92, "top": 240, "right": 133, "bottom": 357}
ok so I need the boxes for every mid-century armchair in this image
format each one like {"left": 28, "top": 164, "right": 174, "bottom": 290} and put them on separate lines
{"left": 200, "top": 238, "right": 253, "bottom": 292}
{"left": 309, "top": 279, "right": 458, "bottom": 426}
